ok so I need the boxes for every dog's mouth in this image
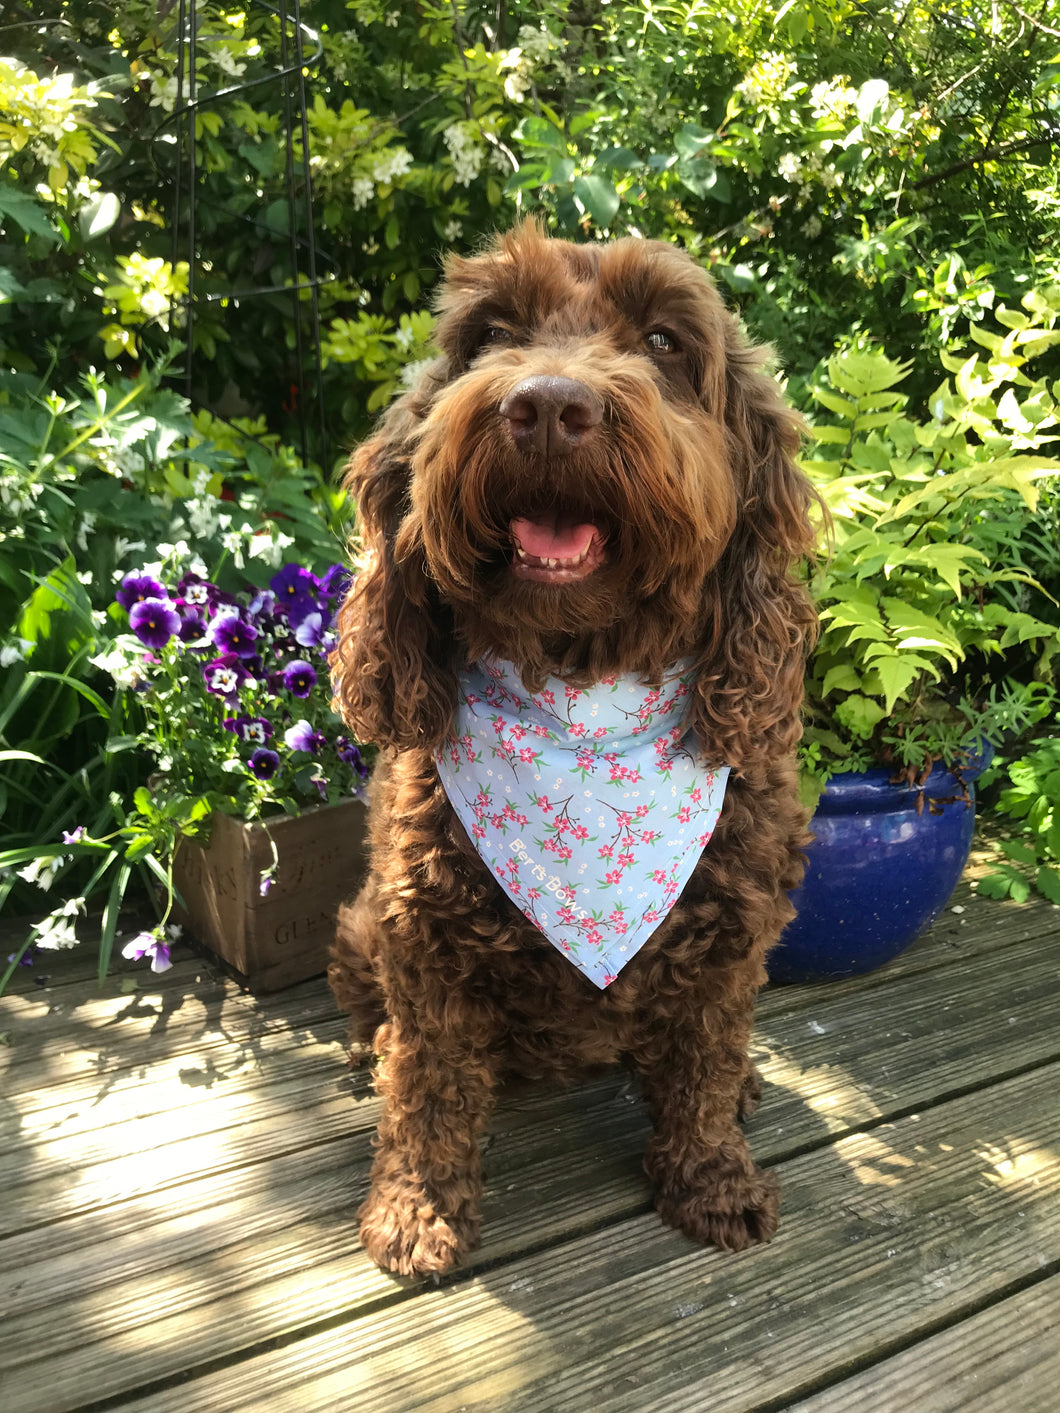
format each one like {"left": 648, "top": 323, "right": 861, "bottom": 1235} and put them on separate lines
{"left": 510, "top": 513, "right": 607, "bottom": 584}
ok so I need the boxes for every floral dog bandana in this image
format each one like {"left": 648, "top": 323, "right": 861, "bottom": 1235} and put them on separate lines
{"left": 435, "top": 659, "right": 730, "bottom": 989}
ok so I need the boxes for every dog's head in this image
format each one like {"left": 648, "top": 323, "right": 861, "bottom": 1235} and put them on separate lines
{"left": 333, "top": 223, "right": 818, "bottom": 770}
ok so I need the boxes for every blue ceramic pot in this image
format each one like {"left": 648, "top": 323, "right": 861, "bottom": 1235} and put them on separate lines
{"left": 770, "top": 746, "right": 992, "bottom": 984}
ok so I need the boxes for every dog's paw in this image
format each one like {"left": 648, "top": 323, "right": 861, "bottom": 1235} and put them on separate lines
{"left": 736, "top": 1062, "right": 763, "bottom": 1123}
{"left": 358, "top": 1182, "right": 479, "bottom": 1277}
{"left": 655, "top": 1162, "right": 780, "bottom": 1253}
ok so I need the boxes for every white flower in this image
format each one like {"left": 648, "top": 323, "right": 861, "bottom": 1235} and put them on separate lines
{"left": 443, "top": 123, "right": 485, "bottom": 186}
{"left": 443, "top": 219, "right": 463, "bottom": 242}
{"left": 212, "top": 46, "right": 247, "bottom": 79}
{"left": 803, "top": 214, "right": 823, "bottom": 239}
{"left": 75, "top": 511, "right": 98, "bottom": 552}
{"left": 385, "top": 10, "right": 399, "bottom": 25}
{"left": 191, "top": 469, "right": 211, "bottom": 495}
{"left": 140, "top": 289, "right": 169, "bottom": 320}
{"left": 778, "top": 152, "right": 801, "bottom": 182}
{"left": 394, "top": 324, "right": 415, "bottom": 350}
{"left": 187, "top": 499, "right": 220, "bottom": 539}
{"left": 18, "top": 856, "right": 65, "bottom": 891}
{"left": 371, "top": 148, "right": 413, "bottom": 184}
{"left": 90, "top": 645, "right": 142, "bottom": 691}
{"left": 0, "top": 638, "right": 33, "bottom": 667}
{"left": 34, "top": 912, "right": 79, "bottom": 951}
{"left": 351, "top": 177, "right": 375, "bottom": 210}
{"left": 114, "top": 536, "right": 147, "bottom": 561}
{"left": 148, "top": 75, "right": 180, "bottom": 113}
{"left": 517, "top": 25, "right": 558, "bottom": 65}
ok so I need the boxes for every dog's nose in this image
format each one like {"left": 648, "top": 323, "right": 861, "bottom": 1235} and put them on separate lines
{"left": 499, "top": 376, "right": 603, "bottom": 457}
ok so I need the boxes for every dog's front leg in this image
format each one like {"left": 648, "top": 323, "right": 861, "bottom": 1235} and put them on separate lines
{"left": 359, "top": 997, "right": 498, "bottom": 1277}
{"left": 632, "top": 952, "right": 778, "bottom": 1253}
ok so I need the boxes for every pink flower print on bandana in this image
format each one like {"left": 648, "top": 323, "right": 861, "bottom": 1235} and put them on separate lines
{"left": 435, "top": 659, "right": 730, "bottom": 989}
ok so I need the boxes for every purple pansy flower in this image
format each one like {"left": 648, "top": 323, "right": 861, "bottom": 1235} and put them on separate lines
{"left": 319, "top": 564, "right": 351, "bottom": 600}
{"left": 337, "top": 737, "right": 369, "bottom": 779}
{"left": 283, "top": 659, "right": 317, "bottom": 698}
{"left": 248, "top": 588, "right": 276, "bottom": 619}
{"left": 293, "top": 611, "right": 327, "bottom": 648}
{"left": 177, "top": 573, "right": 219, "bottom": 611}
{"left": 116, "top": 571, "right": 167, "bottom": 610}
{"left": 121, "top": 930, "right": 173, "bottom": 973}
{"left": 130, "top": 598, "right": 182, "bottom": 650}
{"left": 224, "top": 714, "right": 273, "bottom": 745}
{"left": 284, "top": 719, "right": 326, "bottom": 753}
{"left": 249, "top": 747, "right": 280, "bottom": 779}
{"left": 203, "top": 654, "right": 250, "bottom": 701}
{"left": 271, "top": 565, "right": 319, "bottom": 615}
{"left": 208, "top": 610, "right": 259, "bottom": 658}
{"left": 177, "top": 606, "right": 206, "bottom": 643}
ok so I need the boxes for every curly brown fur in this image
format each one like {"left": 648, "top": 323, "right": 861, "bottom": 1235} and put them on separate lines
{"left": 329, "top": 223, "right": 818, "bottom": 1276}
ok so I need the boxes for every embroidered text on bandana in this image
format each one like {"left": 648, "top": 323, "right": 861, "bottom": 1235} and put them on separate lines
{"left": 435, "top": 659, "right": 730, "bottom": 989}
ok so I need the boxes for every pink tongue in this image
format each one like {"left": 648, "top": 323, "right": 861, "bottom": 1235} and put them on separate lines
{"left": 511, "top": 516, "right": 597, "bottom": 561}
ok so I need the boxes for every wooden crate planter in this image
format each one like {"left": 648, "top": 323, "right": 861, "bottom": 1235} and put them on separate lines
{"left": 172, "top": 797, "right": 369, "bottom": 993}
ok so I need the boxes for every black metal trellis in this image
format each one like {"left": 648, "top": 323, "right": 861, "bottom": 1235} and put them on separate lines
{"left": 166, "top": 0, "right": 330, "bottom": 469}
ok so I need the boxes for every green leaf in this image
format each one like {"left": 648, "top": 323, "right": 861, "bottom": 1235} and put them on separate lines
{"left": 0, "top": 187, "right": 58, "bottom": 241}
{"left": 798, "top": 770, "right": 826, "bottom": 811}
{"left": 596, "top": 146, "right": 642, "bottom": 171}
{"left": 673, "top": 123, "right": 714, "bottom": 158}
{"left": 262, "top": 199, "right": 290, "bottom": 236}
{"left": 514, "top": 115, "right": 566, "bottom": 151}
{"left": 977, "top": 871, "right": 1013, "bottom": 899}
{"left": 873, "top": 654, "right": 930, "bottom": 713}
{"left": 98, "top": 860, "right": 133, "bottom": 985}
{"left": 676, "top": 155, "right": 719, "bottom": 198}
{"left": 812, "top": 386, "right": 859, "bottom": 419}
{"left": 820, "top": 664, "right": 861, "bottom": 697}
{"left": 834, "top": 693, "right": 886, "bottom": 738}
{"left": 1000, "top": 838, "right": 1040, "bottom": 867}
{"left": 856, "top": 79, "right": 890, "bottom": 123}
{"left": 78, "top": 191, "right": 121, "bottom": 240}
{"left": 573, "top": 175, "right": 620, "bottom": 227}
{"left": 1036, "top": 865, "right": 1060, "bottom": 904}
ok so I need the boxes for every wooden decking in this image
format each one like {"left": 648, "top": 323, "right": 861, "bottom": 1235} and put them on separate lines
{"left": 2, "top": 855, "right": 1058, "bottom": 1413}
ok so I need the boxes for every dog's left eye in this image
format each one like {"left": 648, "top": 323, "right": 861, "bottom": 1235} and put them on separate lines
{"left": 481, "top": 325, "right": 514, "bottom": 348}
{"left": 646, "top": 330, "right": 677, "bottom": 353}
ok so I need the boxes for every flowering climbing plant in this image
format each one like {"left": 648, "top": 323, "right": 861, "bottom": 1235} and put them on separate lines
{"left": 1, "top": 552, "right": 369, "bottom": 990}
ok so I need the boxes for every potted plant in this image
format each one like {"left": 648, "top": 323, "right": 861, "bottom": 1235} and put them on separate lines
{"left": 2, "top": 550, "right": 371, "bottom": 995}
{"left": 777, "top": 288, "right": 1060, "bottom": 982}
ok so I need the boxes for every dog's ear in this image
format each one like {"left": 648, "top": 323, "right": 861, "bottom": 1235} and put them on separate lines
{"left": 691, "top": 328, "right": 821, "bottom": 773}
{"left": 331, "top": 366, "right": 457, "bottom": 751}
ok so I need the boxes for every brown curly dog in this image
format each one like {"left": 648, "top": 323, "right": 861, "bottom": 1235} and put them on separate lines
{"left": 328, "top": 222, "right": 817, "bottom": 1277}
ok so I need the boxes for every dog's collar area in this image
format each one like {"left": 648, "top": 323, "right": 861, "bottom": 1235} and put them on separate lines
{"left": 510, "top": 515, "right": 606, "bottom": 583}
{"left": 435, "top": 659, "right": 730, "bottom": 988}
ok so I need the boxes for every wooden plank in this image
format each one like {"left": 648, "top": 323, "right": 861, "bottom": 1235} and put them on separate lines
{"left": 0, "top": 964, "right": 340, "bottom": 1101}
{"left": 95, "top": 1064, "right": 1060, "bottom": 1413}
{"left": 0, "top": 1015, "right": 350, "bottom": 1156}
{"left": 3, "top": 925, "right": 1057, "bottom": 1238}
{"left": 783, "top": 1273, "right": 1060, "bottom": 1412}
{"left": 1, "top": 928, "right": 1058, "bottom": 1410}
